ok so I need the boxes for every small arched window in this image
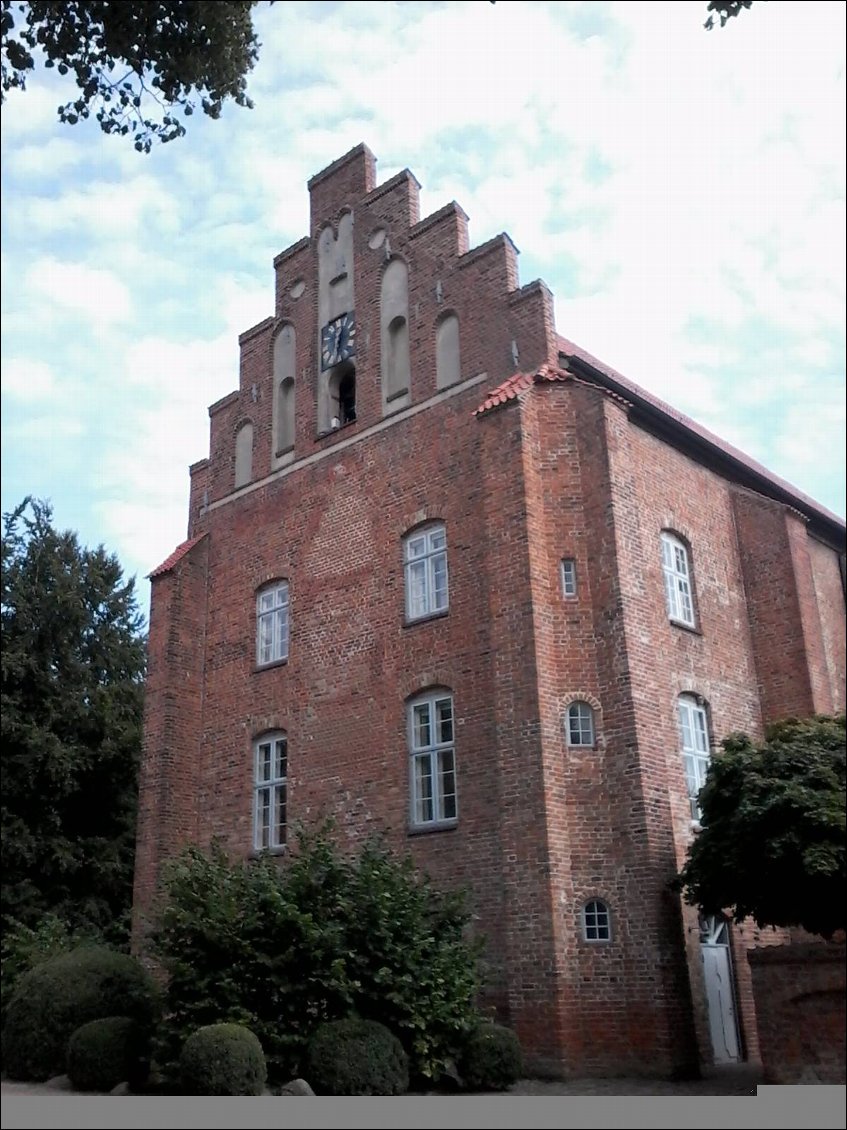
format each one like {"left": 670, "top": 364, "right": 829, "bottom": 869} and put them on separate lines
{"left": 661, "top": 532, "right": 695, "bottom": 627}
{"left": 404, "top": 523, "right": 449, "bottom": 621}
{"left": 677, "top": 694, "right": 711, "bottom": 821}
{"left": 582, "top": 899, "right": 611, "bottom": 942}
{"left": 566, "top": 701, "right": 595, "bottom": 747}
{"left": 276, "top": 377, "right": 295, "bottom": 455}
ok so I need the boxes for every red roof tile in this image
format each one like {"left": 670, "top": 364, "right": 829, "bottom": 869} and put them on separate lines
{"left": 473, "top": 363, "right": 627, "bottom": 417}
{"left": 148, "top": 534, "right": 207, "bottom": 579}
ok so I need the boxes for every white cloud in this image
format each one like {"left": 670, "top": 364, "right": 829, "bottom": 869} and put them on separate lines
{"left": 1, "top": 358, "right": 56, "bottom": 400}
{"left": 24, "top": 258, "right": 133, "bottom": 329}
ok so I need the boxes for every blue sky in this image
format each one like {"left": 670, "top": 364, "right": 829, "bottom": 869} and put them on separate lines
{"left": 2, "top": 1, "right": 845, "bottom": 624}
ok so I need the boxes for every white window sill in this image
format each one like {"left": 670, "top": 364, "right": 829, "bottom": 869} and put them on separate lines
{"left": 407, "top": 819, "right": 458, "bottom": 837}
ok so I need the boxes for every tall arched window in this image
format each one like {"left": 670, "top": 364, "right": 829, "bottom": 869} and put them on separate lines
{"left": 256, "top": 580, "right": 290, "bottom": 666}
{"left": 273, "top": 324, "right": 296, "bottom": 462}
{"left": 234, "top": 422, "right": 254, "bottom": 489}
{"left": 277, "top": 377, "right": 295, "bottom": 454}
{"left": 677, "top": 694, "right": 711, "bottom": 820}
{"left": 408, "top": 689, "right": 457, "bottom": 828}
{"left": 386, "top": 314, "right": 411, "bottom": 402}
{"left": 254, "top": 732, "right": 287, "bottom": 851}
{"left": 661, "top": 531, "right": 695, "bottom": 627}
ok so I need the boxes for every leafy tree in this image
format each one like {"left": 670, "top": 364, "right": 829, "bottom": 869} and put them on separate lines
{"left": 675, "top": 715, "right": 846, "bottom": 939}
{"left": 704, "top": 2, "right": 757, "bottom": 30}
{"left": 1, "top": 497, "right": 146, "bottom": 940}
{"left": 1, "top": 1, "right": 264, "bottom": 151}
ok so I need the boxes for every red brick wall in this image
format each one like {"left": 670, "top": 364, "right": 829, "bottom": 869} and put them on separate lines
{"left": 748, "top": 943, "right": 846, "bottom": 1084}
{"left": 134, "top": 146, "right": 847, "bottom": 1079}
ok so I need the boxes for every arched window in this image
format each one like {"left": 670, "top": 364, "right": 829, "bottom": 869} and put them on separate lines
{"left": 408, "top": 690, "right": 457, "bottom": 827}
{"left": 661, "top": 532, "right": 695, "bottom": 627}
{"left": 566, "top": 701, "right": 595, "bottom": 747}
{"left": 337, "top": 367, "right": 357, "bottom": 424}
{"left": 234, "top": 422, "right": 253, "bottom": 489}
{"left": 436, "top": 313, "right": 461, "bottom": 390}
{"left": 256, "top": 581, "right": 289, "bottom": 666}
{"left": 582, "top": 899, "right": 611, "bottom": 942}
{"left": 254, "top": 732, "right": 287, "bottom": 851}
{"left": 677, "top": 694, "right": 711, "bottom": 820}
{"left": 404, "top": 523, "right": 449, "bottom": 621}
{"left": 273, "top": 325, "right": 296, "bottom": 461}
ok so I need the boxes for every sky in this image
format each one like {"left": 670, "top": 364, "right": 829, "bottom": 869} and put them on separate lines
{"left": 2, "top": 0, "right": 845, "bottom": 625}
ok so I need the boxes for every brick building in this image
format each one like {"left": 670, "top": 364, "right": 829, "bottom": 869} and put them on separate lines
{"left": 133, "top": 144, "right": 846, "bottom": 1078}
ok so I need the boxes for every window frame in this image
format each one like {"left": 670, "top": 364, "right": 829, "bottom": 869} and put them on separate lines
{"left": 407, "top": 690, "right": 458, "bottom": 831}
{"left": 560, "top": 557, "right": 578, "bottom": 598}
{"left": 256, "top": 581, "right": 290, "bottom": 667}
{"left": 677, "top": 694, "right": 711, "bottom": 822}
{"left": 253, "top": 732, "right": 288, "bottom": 853}
{"left": 661, "top": 532, "right": 696, "bottom": 628}
{"left": 566, "top": 700, "right": 596, "bottom": 748}
{"left": 403, "top": 524, "right": 449, "bottom": 623}
{"left": 582, "top": 899, "right": 612, "bottom": 943}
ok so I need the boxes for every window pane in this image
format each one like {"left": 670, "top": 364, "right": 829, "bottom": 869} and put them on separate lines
{"left": 274, "top": 783, "right": 287, "bottom": 847}
{"left": 407, "top": 560, "right": 428, "bottom": 617}
{"left": 406, "top": 536, "right": 426, "bottom": 560}
{"left": 431, "top": 553, "right": 448, "bottom": 610}
{"left": 257, "top": 742, "right": 272, "bottom": 783}
{"left": 275, "top": 738, "right": 287, "bottom": 779}
{"left": 440, "top": 749, "right": 456, "bottom": 820}
{"left": 259, "top": 591, "right": 275, "bottom": 612}
{"left": 414, "top": 753, "right": 434, "bottom": 823}
{"left": 435, "top": 697, "right": 453, "bottom": 743}
{"left": 429, "top": 529, "right": 446, "bottom": 551}
{"left": 256, "top": 787, "right": 271, "bottom": 849}
{"left": 413, "top": 703, "right": 431, "bottom": 749}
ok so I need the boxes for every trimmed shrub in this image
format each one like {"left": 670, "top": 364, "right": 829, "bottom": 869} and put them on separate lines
{"left": 180, "top": 1024, "right": 267, "bottom": 1096}
{"left": 67, "top": 1016, "right": 150, "bottom": 1093}
{"left": 458, "top": 1023, "right": 523, "bottom": 1091}
{"left": 1, "top": 946, "right": 158, "bottom": 1082}
{"left": 306, "top": 1018, "right": 409, "bottom": 1095}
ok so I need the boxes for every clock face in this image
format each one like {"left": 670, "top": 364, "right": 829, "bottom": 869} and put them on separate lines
{"left": 321, "top": 311, "right": 357, "bottom": 370}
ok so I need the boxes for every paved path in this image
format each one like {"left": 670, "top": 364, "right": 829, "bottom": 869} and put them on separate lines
{"left": 2, "top": 1064, "right": 763, "bottom": 1096}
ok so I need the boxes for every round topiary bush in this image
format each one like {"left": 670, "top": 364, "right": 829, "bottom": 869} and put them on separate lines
{"left": 458, "top": 1023, "right": 523, "bottom": 1091}
{"left": 1, "top": 946, "right": 159, "bottom": 1083}
{"left": 179, "top": 1024, "right": 267, "bottom": 1096}
{"left": 305, "top": 1017, "right": 409, "bottom": 1096}
{"left": 67, "top": 1016, "right": 151, "bottom": 1093}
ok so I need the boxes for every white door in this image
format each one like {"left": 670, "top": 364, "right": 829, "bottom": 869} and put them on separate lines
{"left": 699, "top": 914, "right": 740, "bottom": 1063}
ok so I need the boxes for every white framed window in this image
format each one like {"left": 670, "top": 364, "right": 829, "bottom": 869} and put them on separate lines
{"left": 256, "top": 581, "right": 289, "bottom": 666}
{"left": 404, "top": 525, "right": 449, "bottom": 621}
{"left": 254, "top": 733, "right": 287, "bottom": 851}
{"left": 582, "top": 899, "right": 611, "bottom": 942}
{"left": 566, "top": 701, "right": 595, "bottom": 747}
{"left": 661, "top": 532, "right": 695, "bottom": 627}
{"left": 678, "top": 695, "right": 711, "bottom": 821}
{"left": 408, "top": 691, "right": 457, "bottom": 827}
{"left": 560, "top": 558, "right": 577, "bottom": 598}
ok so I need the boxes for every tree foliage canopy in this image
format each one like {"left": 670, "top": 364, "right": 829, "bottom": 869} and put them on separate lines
{"left": 704, "top": 2, "right": 757, "bottom": 30}
{"left": 1, "top": 1, "right": 263, "bottom": 150}
{"left": 1, "top": 497, "right": 146, "bottom": 937}
{"left": 675, "top": 715, "right": 846, "bottom": 939}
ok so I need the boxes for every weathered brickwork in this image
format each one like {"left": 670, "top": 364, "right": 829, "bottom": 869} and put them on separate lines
{"left": 133, "top": 145, "right": 847, "bottom": 1079}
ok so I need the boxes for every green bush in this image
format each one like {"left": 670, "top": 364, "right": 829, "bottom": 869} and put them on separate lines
{"left": 306, "top": 1018, "right": 409, "bottom": 1095}
{"left": 458, "top": 1023, "right": 523, "bottom": 1091}
{"left": 67, "top": 1016, "right": 150, "bottom": 1093}
{"left": 151, "top": 828, "right": 482, "bottom": 1084}
{"left": 1, "top": 946, "right": 159, "bottom": 1082}
{"left": 179, "top": 1023, "right": 267, "bottom": 1096}
{"left": 0, "top": 915, "right": 100, "bottom": 1027}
